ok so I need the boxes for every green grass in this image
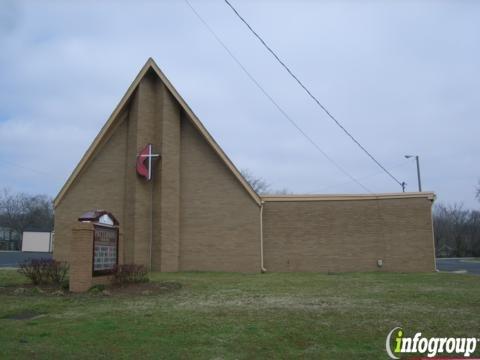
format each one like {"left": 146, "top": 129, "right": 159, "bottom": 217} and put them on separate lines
{"left": 0, "top": 270, "right": 479, "bottom": 359}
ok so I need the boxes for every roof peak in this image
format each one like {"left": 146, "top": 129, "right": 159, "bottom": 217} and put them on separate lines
{"left": 54, "top": 59, "right": 260, "bottom": 206}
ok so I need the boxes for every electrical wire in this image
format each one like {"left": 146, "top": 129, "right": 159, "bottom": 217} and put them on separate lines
{"left": 184, "top": 0, "right": 372, "bottom": 193}
{"left": 223, "top": 0, "right": 403, "bottom": 188}
{"left": 315, "top": 158, "right": 414, "bottom": 192}
{"left": 0, "top": 159, "right": 52, "bottom": 177}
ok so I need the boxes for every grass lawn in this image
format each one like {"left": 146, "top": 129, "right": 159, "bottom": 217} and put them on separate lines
{"left": 0, "top": 270, "right": 479, "bottom": 359}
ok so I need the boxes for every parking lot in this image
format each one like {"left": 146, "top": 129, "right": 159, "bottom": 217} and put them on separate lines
{"left": 0, "top": 251, "right": 52, "bottom": 268}
{"left": 1, "top": 252, "right": 479, "bottom": 275}
{"left": 436, "top": 257, "right": 480, "bottom": 275}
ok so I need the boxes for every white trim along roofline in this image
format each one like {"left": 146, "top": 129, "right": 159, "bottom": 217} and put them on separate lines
{"left": 261, "top": 192, "right": 436, "bottom": 202}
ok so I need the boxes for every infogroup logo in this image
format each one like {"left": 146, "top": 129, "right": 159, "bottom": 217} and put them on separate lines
{"left": 386, "top": 327, "right": 479, "bottom": 359}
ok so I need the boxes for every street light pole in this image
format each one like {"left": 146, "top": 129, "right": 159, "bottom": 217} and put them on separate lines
{"left": 415, "top": 156, "right": 422, "bottom": 192}
{"left": 405, "top": 154, "right": 422, "bottom": 192}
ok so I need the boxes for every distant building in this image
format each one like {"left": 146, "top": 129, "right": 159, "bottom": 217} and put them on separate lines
{"left": 22, "top": 231, "right": 53, "bottom": 253}
{"left": 0, "top": 227, "right": 21, "bottom": 251}
{"left": 436, "top": 244, "right": 455, "bottom": 258}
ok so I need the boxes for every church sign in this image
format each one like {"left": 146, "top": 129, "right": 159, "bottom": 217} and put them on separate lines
{"left": 78, "top": 210, "right": 119, "bottom": 277}
{"left": 93, "top": 224, "right": 118, "bottom": 276}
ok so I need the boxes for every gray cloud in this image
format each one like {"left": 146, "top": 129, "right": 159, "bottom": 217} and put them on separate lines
{"left": 0, "top": 0, "right": 479, "bottom": 207}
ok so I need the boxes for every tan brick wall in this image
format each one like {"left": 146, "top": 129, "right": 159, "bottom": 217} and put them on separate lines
{"left": 69, "top": 223, "right": 94, "bottom": 292}
{"left": 157, "top": 86, "right": 181, "bottom": 272}
{"left": 125, "top": 71, "right": 163, "bottom": 268}
{"left": 262, "top": 197, "right": 435, "bottom": 272}
{"left": 54, "top": 69, "right": 261, "bottom": 273}
{"left": 178, "top": 117, "right": 261, "bottom": 272}
{"left": 54, "top": 112, "right": 129, "bottom": 264}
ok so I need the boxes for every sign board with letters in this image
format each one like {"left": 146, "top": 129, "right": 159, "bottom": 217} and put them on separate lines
{"left": 93, "top": 224, "right": 118, "bottom": 276}
{"left": 78, "top": 210, "right": 119, "bottom": 277}
{"left": 70, "top": 210, "right": 120, "bottom": 292}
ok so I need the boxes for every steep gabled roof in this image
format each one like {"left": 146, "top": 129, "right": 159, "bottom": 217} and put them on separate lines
{"left": 54, "top": 58, "right": 261, "bottom": 207}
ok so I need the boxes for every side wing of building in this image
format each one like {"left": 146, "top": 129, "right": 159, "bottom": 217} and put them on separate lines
{"left": 262, "top": 195, "right": 435, "bottom": 272}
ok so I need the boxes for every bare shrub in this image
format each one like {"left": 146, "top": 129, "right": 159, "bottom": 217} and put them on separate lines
{"left": 18, "top": 258, "right": 69, "bottom": 285}
{"left": 114, "top": 264, "right": 148, "bottom": 285}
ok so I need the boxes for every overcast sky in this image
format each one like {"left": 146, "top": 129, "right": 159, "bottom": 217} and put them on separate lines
{"left": 0, "top": 0, "right": 479, "bottom": 208}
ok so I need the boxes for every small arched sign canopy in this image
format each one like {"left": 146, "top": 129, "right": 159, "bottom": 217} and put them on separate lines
{"left": 78, "top": 210, "right": 119, "bottom": 226}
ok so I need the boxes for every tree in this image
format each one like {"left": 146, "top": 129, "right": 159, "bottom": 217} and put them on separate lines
{"left": 476, "top": 179, "right": 480, "bottom": 202}
{"left": 240, "top": 169, "right": 292, "bottom": 195}
{"left": 0, "top": 189, "right": 54, "bottom": 248}
{"left": 467, "top": 210, "right": 480, "bottom": 256}
{"left": 433, "top": 203, "right": 480, "bottom": 257}
{"left": 240, "top": 169, "right": 271, "bottom": 194}
{"left": 272, "top": 188, "right": 291, "bottom": 195}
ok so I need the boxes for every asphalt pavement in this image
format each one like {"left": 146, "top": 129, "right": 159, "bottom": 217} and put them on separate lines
{"left": 1, "top": 252, "right": 479, "bottom": 274}
{"left": 0, "top": 251, "right": 52, "bottom": 268}
{"left": 436, "top": 257, "right": 480, "bottom": 275}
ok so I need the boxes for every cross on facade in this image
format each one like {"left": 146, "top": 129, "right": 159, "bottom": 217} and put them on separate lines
{"left": 136, "top": 143, "right": 160, "bottom": 181}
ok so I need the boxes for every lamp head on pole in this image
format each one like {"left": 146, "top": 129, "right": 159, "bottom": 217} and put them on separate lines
{"left": 404, "top": 154, "right": 414, "bottom": 159}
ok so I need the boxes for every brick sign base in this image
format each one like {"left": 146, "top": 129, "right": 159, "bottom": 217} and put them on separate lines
{"left": 69, "top": 223, "right": 121, "bottom": 293}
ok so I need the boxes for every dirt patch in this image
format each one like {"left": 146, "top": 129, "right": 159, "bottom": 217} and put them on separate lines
{"left": 108, "top": 281, "right": 182, "bottom": 296}
{"left": 0, "top": 281, "right": 182, "bottom": 297}
{"left": 0, "top": 284, "right": 67, "bottom": 297}
{"left": 2, "top": 310, "right": 45, "bottom": 320}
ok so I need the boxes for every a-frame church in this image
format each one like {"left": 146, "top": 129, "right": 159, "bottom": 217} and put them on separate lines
{"left": 53, "top": 58, "right": 436, "bottom": 273}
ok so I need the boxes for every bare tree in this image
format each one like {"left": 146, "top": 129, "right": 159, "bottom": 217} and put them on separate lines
{"left": 476, "top": 179, "right": 480, "bottom": 202}
{"left": 240, "top": 169, "right": 292, "bottom": 195}
{"left": 433, "top": 203, "right": 480, "bottom": 257}
{"left": 0, "top": 189, "right": 54, "bottom": 248}
{"left": 240, "top": 169, "right": 271, "bottom": 194}
{"left": 272, "top": 188, "right": 292, "bottom": 195}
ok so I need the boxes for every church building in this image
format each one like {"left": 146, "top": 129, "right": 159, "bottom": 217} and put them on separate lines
{"left": 53, "top": 58, "right": 436, "bottom": 273}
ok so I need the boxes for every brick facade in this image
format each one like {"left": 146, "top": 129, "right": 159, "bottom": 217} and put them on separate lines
{"left": 69, "top": 223, "right": 119, "bottom": 292}
{"left": 262, "top": 197, "right": 435, "bottom": 272}
{"left": 179, "top": 117, "right": 260, "bottom": 272}
{"left": 53, "top": 60, "right": 436, "bottom": 275}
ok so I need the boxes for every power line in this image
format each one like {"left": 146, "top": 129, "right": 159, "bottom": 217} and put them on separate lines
{"left": 316, "top": 158, "right": 414, "bottom": 192}
{"left": 0, "top": 159, "right": 52, "bottom": 177}
{"left": 223, "top": 0, "right": 404, "bottom": 188}
{"left": 184, "top": 0, "right": 371, "bottom": 193}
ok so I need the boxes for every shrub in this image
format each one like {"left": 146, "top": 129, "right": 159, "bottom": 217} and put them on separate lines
{"left": 60, "top": 279, "right": 69, "bottom": 290}
{"left": 18, "top": 258, "right": 69, "bottom": 285}
{"left": 45, "top": 260, "right": 69, "bottom": 284}
{"left": 89, "top": 284, "right": 106, "bottom": 294}
{"left": 18, "top": 258, "right": 50, "bottom": 285}
{"left": 114, "top": 264, "right": 148, "bottom": 285}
